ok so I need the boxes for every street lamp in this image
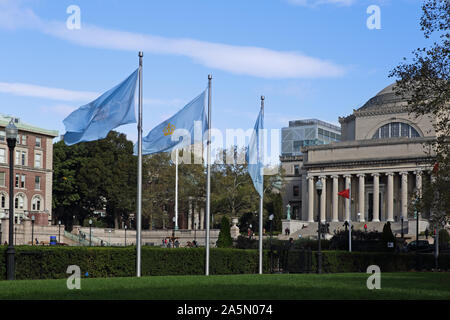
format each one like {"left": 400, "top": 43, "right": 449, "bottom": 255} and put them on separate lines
{"left": 172, "top": 216, "right": 176, "bottom": 248}
{"left": 124, "top": 224, "right": 127, "bottom": 246}
{"left": 89, "top": 219, "right": 93, "bottom": 246}
{"left": 315, "top": 179, "right": 323, "bottom": 274}
{"left": 108, "top": 229, "right": 112, "bottom": 246}
{"left": 31, "top": 215, "right": 35, "bottom": 245}
{"left": 269, "top": 214, "right": 274, "bottom": 274}
{"left": 58, "top": 220, "right": 61, "bottom": 243}
{"left": 194, "top": 222, "right": 197, "bottom": 244}
{"left": 400, "top": 216, "right": 404, "bottom": 239}
{"left": 6, "top": 119, "right": 18, "bottom": 280}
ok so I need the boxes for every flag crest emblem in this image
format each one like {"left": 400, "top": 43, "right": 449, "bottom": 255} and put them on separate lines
{"left": 163, "top": 123, "right": 176, "bottom": 136}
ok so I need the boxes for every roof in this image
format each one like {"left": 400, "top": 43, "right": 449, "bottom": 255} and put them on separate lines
{"left": 358, "top": 83, "right": 410, "bottom": 111}
{"left": 0, "top": 114, "right": 59, "bottom": 137}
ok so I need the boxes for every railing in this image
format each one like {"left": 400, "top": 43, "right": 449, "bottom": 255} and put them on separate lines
{"left": 79, "top": 230, "right": 110, "bottom": 246}
{"left": 64, "top": 230, "right": 90, "bottom": 246}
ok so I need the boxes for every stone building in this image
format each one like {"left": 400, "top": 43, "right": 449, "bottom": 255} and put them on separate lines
{"left": 281, "top": 84, "right": 435, "bottom": 235}
{"left": 280, "top": 119, "right": 341, "bottom": 219}
{"left": 0, "top": 114, "right": 58, "bottom": 230}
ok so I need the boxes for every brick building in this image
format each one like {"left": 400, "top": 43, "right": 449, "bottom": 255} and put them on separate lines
{"left": 0, "top": 114, "right": 58, "bottom": 226}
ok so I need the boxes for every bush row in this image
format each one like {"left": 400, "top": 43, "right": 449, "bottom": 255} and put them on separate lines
{"left": 1, "top": 246, "right": 448, "bottom": 280}
{"left": 0, "top": 246, "right": 270, "bottom": 280}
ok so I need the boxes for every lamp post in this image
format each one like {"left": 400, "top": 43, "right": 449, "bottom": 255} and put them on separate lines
{"left": 194, "top": 222, "right": 197, "bottom": 245}
{"left": 31, "top": 215, "right": 35, "bottom": 245}
{"left": 124, "top": 225, "right": 127, "bottom": 246}
{"left": 108, "top": 229, "right": 112, "bottom": 246}
{"left": 400, "top": 216, "right": 404, "bottom": 239}
{"left": 58, "top": 220, "right": 61, "bottom": 244}
{"left": 89, "top": 219, "right": 92, "bottom": 246}
{"left": 6, "top": 119, "right": 18, "bottom": 280}
{"left": 315, "top": 179, "right": 323, "bottom": 274}
{"left": 172, "top": 216, "right": 176, "bottom": 248}
{"left": 269, "top": 214, "right": 274, "bottom": 274}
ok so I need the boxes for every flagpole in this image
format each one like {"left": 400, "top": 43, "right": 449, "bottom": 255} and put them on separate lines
{"left": 175, "top": 148, "right": 179, "bottom": 231}
{"left": 349, "top": 183, "right": 352, "bottom": 252}
{"left": 205, "top": 74, "right": 212, "bottom": 276}
{"left": 136, "top": 51, "right": 143, "bottom": 277}
{"left": 259, "top": 95, "right": 265, "bottom": 275}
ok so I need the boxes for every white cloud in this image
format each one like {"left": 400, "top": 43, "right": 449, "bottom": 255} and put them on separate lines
{"left": 0, "top": 1, "right": 346, "bottom": 79}
{"left": 0, "top": 82, "right": 98, "bottom": 101}
{"left": 287, "top": 0, "right": 355, "bottom": 6}
{"left": 40, "top": 104, "right": 77, "bottom": 117}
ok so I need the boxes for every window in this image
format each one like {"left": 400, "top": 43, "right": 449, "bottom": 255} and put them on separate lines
{"left": 32, "top": 196, "right": 41, "bottom": 211}
{"left": 35, "top": 153, "right": 41, "bottom": 168}
{"left": 0, "top": 172, "right": 5, "bottom": 186}
{"left": 294, "top": 165, "right": 300, "bottom": 176}
{"left": 0, "top": 148, "right": 5, "bottom": 163}
{"left": 293, "top": 185, "right": 300, "bottom": 197}
{"left": 35, "top": 176, "right": 41, "bottom": 190}
{"left": 15, "top": 174, "right": 25, "bottom": 188}
{"left": 372, "top": 122, "right": 420, "bottom": 139}
{"left": 0, "top": 130, "right": 5, "bottom": 142}
{"left": 35, "top": 137, "right": 41, "bottom": 148}
{"left": 15, "top": 150, "right": 27, "bottom": 166}
{"left": 21, "top": 135, "right": 27, "bottom": 146}
{"left": 1, "top": 193, "right": 5, "bottom": 208}
{"left": 15, "top": 194, "right": 24, "bottom": 209}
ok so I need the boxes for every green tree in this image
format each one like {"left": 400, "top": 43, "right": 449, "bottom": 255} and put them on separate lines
{"left": 53, "top": 131, "right": 137, "bottom": 229}
{"left": 216, "top": 216, "right": 233, "bottom": 248}
{"left": 390, "top": 0, "right": 450, "bottom": 222}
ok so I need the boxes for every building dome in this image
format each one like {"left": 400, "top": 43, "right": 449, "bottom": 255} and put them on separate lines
{"left": 358, "top": 83, "right": 409, "bottom": 111}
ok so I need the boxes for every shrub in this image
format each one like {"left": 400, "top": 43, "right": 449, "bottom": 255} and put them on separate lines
{"left": 0, "top": 246, "right": 270, "bottom": 280}
{"left": 216, "top": 216, "right": 233, "bottom": 248}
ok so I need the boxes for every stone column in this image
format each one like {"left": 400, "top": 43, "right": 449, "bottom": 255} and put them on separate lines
{"left": 301, "top": 174, "right": 307, "bottom": 221}
{"left": 194, "top": 205, "right": 199, "bottom": 229}
{"left": 320, "top": 176, "right": 326, "bottom": 222}
{"left": 344, "top": 174, "right": 351, "bottom": 221}
{"left": 415, "top": 170, "right": 422, "bottom": 198}
{"left": 386, "top": 172, "right": 394, "bottom": 222}
{"left": 200, "top": 206, "right": 205, "bottom": 230}
{"left": 332, "top": 175, "right": 339, "bottom": 222}
{"left": 187, "top": 198, "right": 192, "bottom": 230}
{"left": 400, "top": 172, "right": 408, "bottom": 221}
{"left": 308, "top": 176, "right": 315, "bottom": 222}
{"left": 372, "top": 173, "right": 380, "bottom": 222}
{"left": 357, "top": 174, "right": 365, "bottom": 222}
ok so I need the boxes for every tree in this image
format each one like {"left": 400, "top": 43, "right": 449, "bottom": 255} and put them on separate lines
{"left": 381, "top": 222, "right": 396, "bottom": 252}
{"left": 216, "top": 216, "right": 233, "bottom": 248}
{"left": 53, "top": 131, "right": 137, "bottom": 229}
{"left": 390, "top": 0, "right": 450, "bottom": 221}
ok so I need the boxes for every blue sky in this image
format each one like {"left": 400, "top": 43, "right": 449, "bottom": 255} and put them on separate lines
{"left": 0, "top": 0, "right": 428, "bottom": 161}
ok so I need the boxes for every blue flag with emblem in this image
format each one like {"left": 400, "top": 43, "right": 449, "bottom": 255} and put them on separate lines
{"left": 137, "top": 90, "right": 207, "bottom": 155}
{"left": 63, "top": 69, "right": 139, "bottom": 146}
{"left": 246, "top": 108, "right": 264, "bottom": 197}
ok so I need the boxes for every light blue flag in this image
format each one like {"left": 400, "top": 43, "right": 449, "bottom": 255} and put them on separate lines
{"left": 63, "top": 69, "right": 139, "bottom": 146}
{"left": 137, "top": 90, "right": 207, "bottom": 155}
{"left": 246, "top": 108, "right": 264, "bottom": 197}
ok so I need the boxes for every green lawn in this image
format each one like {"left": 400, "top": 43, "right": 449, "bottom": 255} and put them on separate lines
{"left": 0, "top": 273, "right": 448, "bottom": 300}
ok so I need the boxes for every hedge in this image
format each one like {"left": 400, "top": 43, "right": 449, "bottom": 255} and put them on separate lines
{"left": 0, "top": 246, "right": 270, "bottom": 280}
{"left": 1, "top": 246, "right": 449, "bottom": 280}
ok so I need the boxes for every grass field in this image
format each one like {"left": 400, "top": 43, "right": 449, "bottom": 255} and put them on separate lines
{"left": 0, "top": 273, "right": 449, "bottom": 300}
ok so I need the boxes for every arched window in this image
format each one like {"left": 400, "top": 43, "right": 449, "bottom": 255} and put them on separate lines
{"left": 372, "top": 122, "right": 420, "bottom": 139}
{"left": 15, "top": 194, "right": 25, "bottom": 210}
{"left": 0, "top": 192, "right": 7, "bottom": 209}
{"left": 32, "top": 195, "right": 43, "bottom": 211}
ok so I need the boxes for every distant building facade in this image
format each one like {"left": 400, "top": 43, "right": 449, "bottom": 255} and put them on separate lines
{"left": 281, "top": 119, "right": 341, "bottom": 219}
{"left": 301, "top": 84, "right": 435, "bottom": 224}
{"left": 0, "top": 115, "right": 58, "bottom": 226}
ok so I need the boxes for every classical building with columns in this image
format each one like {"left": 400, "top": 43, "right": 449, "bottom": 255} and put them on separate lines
{"left": 281, "top": 84, "right": 435, "bottom": 235}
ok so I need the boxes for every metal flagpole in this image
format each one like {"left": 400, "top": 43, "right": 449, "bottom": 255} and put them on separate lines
{"left": 136, "top": 51, "right": 143, "bottom": 277}
{"left": 205, "top": 74, "right": 212, "bottom": 276}
{"left": 175, "top": 149, "right": 179, "bottom": 230}
{"left": 348, "top": 183, "right": 352, "bottom": 252}
{"left": 259, "top": 96, "right": 265, "bottom": 275}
